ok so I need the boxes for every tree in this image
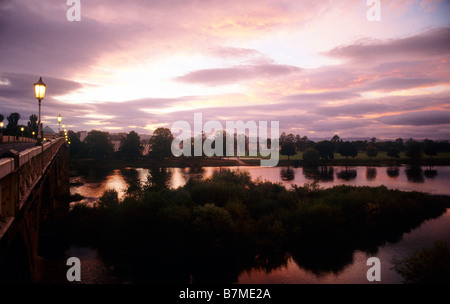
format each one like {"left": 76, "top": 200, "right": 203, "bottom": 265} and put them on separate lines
{"left": 148, "top": 128, "right": 174, "bottom": 160}
{"left": 213, "top": 130, "right": 233, "bottom": 159}
{"left": 337, "top": 141, "right": 358, "bottom": 162}
{"left": 423, "top": 139, "right": 438, "bottom": 160}
{"left": 331, "top": 135, "right": 341, "bottom": 143}
{"left": 119, "top": 131, "right": 143, "bottom": 159}
{"left": 395, "top": 138, "right": 404, "bottom": 151}
{"left": 387, "top": 147, "right": 400, "bottom": 159}
{"left": 84, "top": 130, "right": 114, "bottom": 159}
{"left": 297, "top": 136, "right": 313, "bottom": 151}
{"left": 294, "top": 134, "right": 302, "bottom": 151}
{"left": 315, "top": 141, "right": 334, "bottom": 161}
{"left": 6, "top": 112, "right": 20, "bottom": 136}
{"left": 280, "top": 142, "right": 296, "bottom": 160}
{"left": 302, "top": 148, "right": 320, "bottom": 166}
{"left": 28, "top": 114, "right": 38, "bottom": 136}
{"left": 366, "top": 143, "right": 378, "bottom": 158}
{"left": 405, "top": 140, "right": 423, "bottom": 163}
{"left": 331, "top": 135, "right": 341, "bottom": 151}
{"left": 99, "top": 189, "right": 119, "bottom": 209}
{"left": 68, "top": 130, "right": 88, "bottom": 158}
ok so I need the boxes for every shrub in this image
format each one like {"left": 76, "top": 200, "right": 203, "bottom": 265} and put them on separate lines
{"left": 99, "top": 189, "right": 119, "bottom": 209}
{"left": 392, "top": 241, "right": 450, "bottom": 284}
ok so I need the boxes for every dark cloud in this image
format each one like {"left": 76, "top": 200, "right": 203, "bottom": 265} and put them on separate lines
{"left": 0, "top": 73, "right": 82, "bottom": 100}
{"left": 314, "top": 96, "right": 450, "bottom": 117}
{"left": 357, "top": 77, "right": 442, "bottom": 92}
{"left": 326, "top": 27, "right": 450, "bottom": 62}
{"left": 378, "top": 110, "right": 450, "bottom": 126}
{"left": 315, "top": 103, "right": 385, "bottom": 117}
{"left": 0, "top": 1, "right": 139, "bottom": 77}
{"left": 309, "top": 119, "right": 369, "bottom": 132}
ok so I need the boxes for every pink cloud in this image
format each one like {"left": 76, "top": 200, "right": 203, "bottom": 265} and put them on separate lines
{"left": 176, "top": 64, "right": 301, "bottom": 86}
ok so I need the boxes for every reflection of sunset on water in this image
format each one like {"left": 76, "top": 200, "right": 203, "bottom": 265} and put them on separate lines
{"left": 71, "top": 166, "right": 450, "bottom": 208}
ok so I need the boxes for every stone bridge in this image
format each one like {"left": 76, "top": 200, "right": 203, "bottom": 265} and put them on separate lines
{"left": 0, "top": 138, "right": 69, "bottom": 283}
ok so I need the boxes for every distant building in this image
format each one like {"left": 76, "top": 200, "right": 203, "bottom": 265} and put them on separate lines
{"left": 79, "top": 131, "right": 88, "bottom": 142}
{"left": 109, "top": 133, "right": 127, "bottom": 152}
{"left": 141, "top": 139, "right": 150, "bottom": 156}
{"left": 43, "top": 126, "right": 57, "bottom": 139}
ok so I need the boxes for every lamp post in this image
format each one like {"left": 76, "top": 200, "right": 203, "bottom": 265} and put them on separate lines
{"left": 58, "top": 114, "right": 62, "bottom": 136}
{"left": 34, "top": 77, "right": 46, "bottom": 145}
{"left": 0, "top": 122, "right": 3, "bottom": 134}
{"left": 21, "top": 126, "right": 24, "bottom": 138}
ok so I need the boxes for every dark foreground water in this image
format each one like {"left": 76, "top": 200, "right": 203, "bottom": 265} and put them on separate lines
{"left": 64, "top": 165, "right": 450, "bottom": 284}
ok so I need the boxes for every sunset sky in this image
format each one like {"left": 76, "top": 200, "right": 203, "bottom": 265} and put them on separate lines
{"left": 0, "top": 0, "right": 449, "bottom": 139}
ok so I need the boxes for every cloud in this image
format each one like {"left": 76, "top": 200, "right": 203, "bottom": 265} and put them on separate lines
{"left": 315, "top": 103, "right": 386, "bottom": 117}
{"left": 378, "top": 110, "right": 450, "bottom": 126}
{"left": 283, "top": 91, "right": 361, "bottom": 103}
{"left": 309, "top": 119, "right": 370, "bottom": 132}
{"left": 0, "top": 1, "right": 141, "bottom": 77}
{"left": 357, "top": 77, "right": 443, "bottom": 92}
{"left": 208, "top": 46, "right": 265, "bottom": 60}
{"left": 176, "top": 64, "right": 301, "bottom": 86}
{"left": 325, "top": 27, "right": 450, "bottom": 63}
{"left": 314, "top": 95, "right": 450, "bottom": 117}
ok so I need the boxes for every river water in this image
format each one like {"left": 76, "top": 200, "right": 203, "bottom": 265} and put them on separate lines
{"left": 67, "top": 165, "right": 450, "bottom": 284}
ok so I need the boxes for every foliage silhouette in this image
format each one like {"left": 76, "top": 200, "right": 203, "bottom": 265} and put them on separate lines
{"left": 60, "top": 170, "right": 449, "bottom": 283}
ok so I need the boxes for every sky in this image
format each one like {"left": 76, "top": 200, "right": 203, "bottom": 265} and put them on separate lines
{"left": 0, "top": 0, "right": 449, "bottom": 140}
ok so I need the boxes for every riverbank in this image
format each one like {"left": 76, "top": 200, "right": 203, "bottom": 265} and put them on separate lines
{"left": 69, "top": 153, "right": 450, "bottom": 173}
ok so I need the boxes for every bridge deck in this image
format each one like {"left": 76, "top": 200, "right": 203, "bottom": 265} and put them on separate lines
{"left": 0, "top": 143, "right": 38, "bottom": 158}
{"left": 0, "top": 138, "right": 66, "bottom": 238}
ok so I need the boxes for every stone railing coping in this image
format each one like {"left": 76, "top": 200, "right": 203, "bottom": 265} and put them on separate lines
{"left": 0, "top": 138, "right": 65, "bottom": 180}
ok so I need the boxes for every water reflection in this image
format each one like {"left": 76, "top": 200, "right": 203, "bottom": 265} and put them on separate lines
{"left": 405, "top": 166, "right": 425, "bottom": 183}
{"left": 366, "top": 167, "right": 377, "bottom": 181}
{"left": 120, "top": 168, "right": 141, "bottom": 196}
{"left": 280, "top": 167, "right": 295, "bottom": 181}
{"left": 336, "top": 168, "right": 357, "bottom": 181}
{"left": 66, "top": 165, "right": 450, "bottom": 284}
{"left": 424, "top": 169, "right": 438, "bottom": 179}
{"left": 71, "top": 166, "right": 450, "bottom": 207}
{"left": 147, "top": 166, "right": 172, "bottom": 190}
{"left": 303, "top": 166, "right": 334, "bottom": 182}
{"left": 386, "top": 167, "right": 400, "bottom": 178}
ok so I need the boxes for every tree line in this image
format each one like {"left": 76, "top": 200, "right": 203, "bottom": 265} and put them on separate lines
{"left": 0, "top": 112, "right": 40, "bottom": 137}
{"left": 279, "top": 133, "right": 450, "bottom": 165}
{"left": 67, "top": 127, "right": 450, "bottom": 162}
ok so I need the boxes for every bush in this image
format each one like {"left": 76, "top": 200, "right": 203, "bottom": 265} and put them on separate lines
{"left": 99, "top": 189, "right": 119, "bottom": 209}
{"left": 302, "top": 148, "right": 320, "bottom": 166}
{"left": 392, "top": 241, "right": 450, "bottom": 284}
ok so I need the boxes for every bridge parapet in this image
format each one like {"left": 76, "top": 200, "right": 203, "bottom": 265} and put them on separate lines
{"left": 0, "top": 138, "right": 66, "bottom": 223}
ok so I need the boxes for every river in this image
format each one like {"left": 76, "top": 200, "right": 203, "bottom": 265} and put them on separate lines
{"left": 66, "top": 165, "right": 450, "bottom": 284}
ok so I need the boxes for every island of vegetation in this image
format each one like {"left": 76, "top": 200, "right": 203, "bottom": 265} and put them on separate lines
{"left": 52, "top": 169, "right": 450, "bottom": 283}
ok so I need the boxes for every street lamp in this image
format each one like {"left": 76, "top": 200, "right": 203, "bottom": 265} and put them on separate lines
{"left": 0, "top": 122, "right": 3, "bottom": 134}
{"left": 34, "top": 77, "right": 46, "bottom": 145}
{"left": 21, "top": 126, "right": 24, "bottom": 138}
{"left": 58, "top": 114, "right": 62, "bottom": 135}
